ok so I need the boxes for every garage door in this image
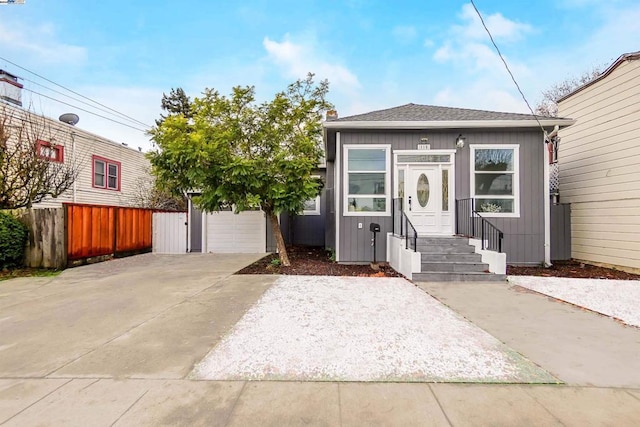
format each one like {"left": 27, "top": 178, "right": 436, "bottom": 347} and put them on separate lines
{"left": 204, "top": 210, "right": 266, "bottom": 253}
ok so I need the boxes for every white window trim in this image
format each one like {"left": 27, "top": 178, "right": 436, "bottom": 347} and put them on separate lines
{"left": 302, "top": 196, "right": 321, "bottom": 215}
{"left": 302, "top": 174, "right": 322, "bottom": 215}
{"left": 470, "top": 144, "right": 520, "bottom": 218}
{"left": 343, "top": 144, "right": 391, "bottom": 217}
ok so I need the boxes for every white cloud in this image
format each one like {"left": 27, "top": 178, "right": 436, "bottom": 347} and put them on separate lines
{"left": 455, "top": 3, "right": 532, "bottom": 43}
{"left": 0, "top": 21, "right": 87, "bottom": 65}
{"left": 263, "top": 35, "right": 361, "bottom": 94}
{"left": 392, "top": 25, "right": 417, "bottom": 44}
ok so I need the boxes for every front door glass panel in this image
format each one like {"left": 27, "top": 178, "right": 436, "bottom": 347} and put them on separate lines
{"left": 417, "top": 173, "right": 430, "bottom": 207}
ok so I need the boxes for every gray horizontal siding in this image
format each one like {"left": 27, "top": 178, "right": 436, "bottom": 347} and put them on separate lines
{"left": 335, "top": 129, "right": 547, "bottom": 265}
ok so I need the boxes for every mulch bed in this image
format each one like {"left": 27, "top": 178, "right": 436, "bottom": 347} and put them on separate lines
{"left": 236, "top": 246, "right": 403, "bottom": 277}
{"left": 237, "top": 246, "right": 640, "bottom": 280}
{"left": 507, "top": 260, "right": 640, "bottom": 280}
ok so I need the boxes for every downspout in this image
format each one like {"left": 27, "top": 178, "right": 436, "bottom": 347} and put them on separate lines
{"left": 543, "top": 126, "right": 558, "bottom": 267}
{"left": 71, "top": 132, "right": 77, "bottom": 203}
{"left": 335, "top": 131, "right": 341, "bottom": 262}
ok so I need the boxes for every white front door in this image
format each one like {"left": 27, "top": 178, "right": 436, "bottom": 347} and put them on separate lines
{"left": 405, "top": 165, "right": 453, "bottom": 235}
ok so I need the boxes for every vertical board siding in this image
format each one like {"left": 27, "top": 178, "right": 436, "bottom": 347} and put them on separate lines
{"left": 153, "top": 212, "right": 187, "bottom": 254}
{"left": 280, "top": 170, "right": 327, "bottom": 247}
{"left": 189, "top": 204, "right": 203, "bottom": 252}
{"left": 336, "top": 129, "right": 546, "bottom": 264}
{"left": 13, "top": 208, "right": 67, "bottom": 269}
{"left": 66, "top": 203, "right": 154, "bottom": 261}
{"left": 558, "top": 60, "right": 640, "bottom": 271}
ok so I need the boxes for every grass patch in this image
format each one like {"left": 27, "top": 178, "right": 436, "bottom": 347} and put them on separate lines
{"left": 0, "top": 268, "right": 62, "bottom": 282}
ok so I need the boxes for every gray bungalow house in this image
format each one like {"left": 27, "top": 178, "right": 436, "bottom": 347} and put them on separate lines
{"left": 323, "top": 104, "right": 574, "bottom": 280}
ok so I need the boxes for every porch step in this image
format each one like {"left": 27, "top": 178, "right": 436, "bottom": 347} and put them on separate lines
{"left": 413, "top": 272, "right": 507, "bottom": 282}
{"left": 421, "top": 261, "right": 489, "bottom": 273}
{"left": 421, "top": 253, "right": 482, "bottom": 262}
{"left": 414, "top": 235, "right": 505, "bottom": 282}
{"left": 418, "top": 245, "right": 476, "bottom": 254}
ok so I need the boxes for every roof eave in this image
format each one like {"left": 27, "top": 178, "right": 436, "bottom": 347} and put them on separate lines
{"left": 323, "top": 119, "right": 576, "bottom": 130}
{"left": 557, "top": 51, "right": 640, "bottom": 103}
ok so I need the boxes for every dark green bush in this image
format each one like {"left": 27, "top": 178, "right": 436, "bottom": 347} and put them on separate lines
{"left": 0, "top": 212, "right": 29, "bottom": 270}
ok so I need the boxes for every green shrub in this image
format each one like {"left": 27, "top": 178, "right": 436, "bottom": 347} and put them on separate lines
{"left": 0, "top": 212, "right": 29, "bottom": 270}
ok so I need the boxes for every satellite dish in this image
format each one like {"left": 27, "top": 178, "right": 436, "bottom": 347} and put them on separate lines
{"left": 58, "top": 113, "right": 80, "bottom": 126}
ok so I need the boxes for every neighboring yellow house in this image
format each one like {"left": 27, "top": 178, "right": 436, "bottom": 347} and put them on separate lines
{"left": 1, "top": 70, "right": 152, "bottom": 208}
{"left": 557, "top": 51, "right": 640, "bottom": 274}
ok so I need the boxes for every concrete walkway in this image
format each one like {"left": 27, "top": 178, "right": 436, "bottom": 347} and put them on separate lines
{"left": 418, "top": 281, "right": 640, "bottom": 388}
{"left": 2, "top": 257, "right": 640, "bottom": 425}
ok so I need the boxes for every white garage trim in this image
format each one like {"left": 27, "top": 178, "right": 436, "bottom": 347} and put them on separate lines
{"left": 204, "top": 210, "right": 267, "bottom": 253}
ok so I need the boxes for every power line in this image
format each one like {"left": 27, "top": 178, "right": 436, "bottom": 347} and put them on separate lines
{"left": 20, "top": 76, "right": 152, "bottom": 128}
{"left": 0, "top": 55, "right": 153, "bottom": 129}
{"left": 469, "top": 0, "right": 547, "bottom": 135}
{"left": 22, "top": 87, "right": 149, "bottom": 132}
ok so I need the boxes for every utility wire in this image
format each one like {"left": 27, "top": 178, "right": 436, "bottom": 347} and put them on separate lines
{"left": 0, "top": 55, "right": 153, "bottom": 129}
{"left": 20, "top": 76, "right": 151, "bottom": 128}
{"left": 469, "top": 0, "right": 547, "bottom": 135}
{"left": 22, "top": 87, "right": 148, "bottom": 132}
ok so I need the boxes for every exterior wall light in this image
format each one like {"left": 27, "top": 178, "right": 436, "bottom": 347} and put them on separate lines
{"left": 455, "top": 134, "right": 466, "bottom": 149}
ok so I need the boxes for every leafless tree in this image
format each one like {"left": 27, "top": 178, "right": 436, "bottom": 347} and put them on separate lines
{"left": 535, "top": 66, "right": 603, "bottom": 117}
{"left": 126, "top": 170, "right": 187, "bottom": 211}
{"left": 0, "top": 105, "right": 80, "bottom": 209}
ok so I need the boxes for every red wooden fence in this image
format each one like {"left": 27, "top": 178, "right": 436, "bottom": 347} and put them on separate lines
{"left": 65, "top": 203, "right": 153, "bottom": 262}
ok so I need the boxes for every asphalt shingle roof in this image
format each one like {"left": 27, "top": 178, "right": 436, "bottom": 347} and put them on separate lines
{"left": 333, "top": 103, "right": 544, "bottom": 122}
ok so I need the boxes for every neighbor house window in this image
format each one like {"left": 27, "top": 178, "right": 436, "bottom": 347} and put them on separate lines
{"left": 344, "top": 145, "right": 391, "bottom": 216}
{"left": 470, "top": 144, "right": 519, "bottom": 217}
{"left": 302, "top": 195, "right": 321, "bottom": 215}
{"left": 303, "top": 175, "right": 322, "bottom": 215}
{"left": 92, "top": 155, "right": 121, "bottom": 191}
{"left": 36, "top": 140, "right": 64, "bottom": 163}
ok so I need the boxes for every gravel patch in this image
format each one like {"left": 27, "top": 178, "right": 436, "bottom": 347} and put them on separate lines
{"left": 509, "top": 276, "right": 640, "bottom": 328}
{"left": 192, "top": 276, "right": 556, "bottom": 383}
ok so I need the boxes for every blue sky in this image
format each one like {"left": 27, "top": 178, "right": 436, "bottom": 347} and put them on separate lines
{"left": 1, "top": 0, "right": 639, "bottom": 150}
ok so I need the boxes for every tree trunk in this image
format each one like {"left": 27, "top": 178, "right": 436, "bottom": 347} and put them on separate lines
{"left": 267, "top": 210, "right": 290, "bottom": 266}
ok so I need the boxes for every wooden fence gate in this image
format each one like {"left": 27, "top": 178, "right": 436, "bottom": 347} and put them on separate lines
{"left": 65, "top": 203, "right": 153, "bottom": 265}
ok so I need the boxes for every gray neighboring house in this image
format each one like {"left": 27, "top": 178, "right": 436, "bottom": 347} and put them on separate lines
{"left": 323, "top": 104, "right": 574, "bottom": 278}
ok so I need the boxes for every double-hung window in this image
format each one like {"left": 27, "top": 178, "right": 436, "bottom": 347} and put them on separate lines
{"left": 344, "top": 145, "right": 391, "bottom": 216}
{"left": 36, "top": 140, "right": 64, "bottom": 163}
{"left": 470, "top": 144, "right": 519, "bottom": 217}
{"left": 93, "top": 155, "right": 121, "bottom": 191}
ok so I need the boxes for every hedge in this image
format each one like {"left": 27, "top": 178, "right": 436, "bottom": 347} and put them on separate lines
{"left": 0, "top": 211, "right": 29, "bottom": 270}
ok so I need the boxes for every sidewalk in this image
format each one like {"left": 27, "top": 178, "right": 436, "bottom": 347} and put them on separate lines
{"left": 2, "top": 379, "right": 640, "bottom": 426}
{"left": 3, "top": 257, "right": 640, "bottom": 425}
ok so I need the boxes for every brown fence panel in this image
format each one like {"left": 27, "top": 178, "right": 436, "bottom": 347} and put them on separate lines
{"left": 66, "top": 204, "right": 116, "bottom": 260}
{"left": 65, "top": 204, "right": 154, "bottom": 263}
{"left": 115, "top": 207, "right": 153, "bottom": 253}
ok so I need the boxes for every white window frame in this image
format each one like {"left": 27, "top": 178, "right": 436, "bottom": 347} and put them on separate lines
{"left": 302, "top": 195, "right": 321, "bottom": 215}
{"left": 302, "top": 176, "right": 322, "bottom": 215}
{"left": 470, "top": 144, "right": 520, "bottom": 218}
{"left": 343, "top": 144, "right": 391, "bottom": 217}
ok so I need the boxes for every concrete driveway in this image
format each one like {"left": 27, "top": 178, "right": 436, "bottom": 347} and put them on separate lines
{"left": 2, "top": 257, "right": 640, "bottom": 426}
{"left": 0, "top": 253, "right": 274, "bottom": 379}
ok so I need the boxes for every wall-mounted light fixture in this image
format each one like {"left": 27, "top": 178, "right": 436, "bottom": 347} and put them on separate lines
{"left": 455, "top": 134, "right": 466, "bottom": 149}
